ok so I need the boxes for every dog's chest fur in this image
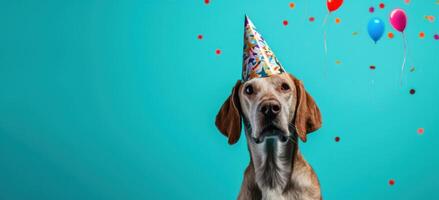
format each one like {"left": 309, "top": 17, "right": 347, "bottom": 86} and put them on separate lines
{"left": 239, "top": 137, "right": 321, "bottom": 200}
{"left": 258, "top": 160, "right": 317, "bottom": 200}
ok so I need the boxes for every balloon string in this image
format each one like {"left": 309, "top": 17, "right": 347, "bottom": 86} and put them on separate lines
{"left": 324, "top": 29, "right": 327, "bottom": 56}
{"left": 305, "top": 0, "right": 309, "bottom": 18}
{"left": 370, "top": 72, "right": 375, "bottom": 103}
{"left": 322, "top": 12, "right": 329, "bottom": 27}
{"left": 399, "top": 32, "right": 407, "bottom": 86}
{"left": 323, "top": 13, "right": 329, "bottom": 56}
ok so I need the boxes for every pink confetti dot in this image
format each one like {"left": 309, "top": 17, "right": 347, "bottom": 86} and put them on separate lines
{"left": 369, "top": 6, "right": 374, "bottom": 13}
{"left": 204, "top": 0, "right": 210, "bottom": 4}
{"left": 370, "top": 65, "right": 376, "bottom": 70}
{"left": 197, "top": 34, "right": 203, "bottom": 40}
{"left": 417, "top": 128, "right": 425, "bottom": 135}
{"left": 389, "top": 179, "right": 395, "bottom": 186}
{"left": 404, "top": 0, "right": 410, "bottom": 4}
{"left": 335, "top": 136, "right": 340, "bottom": 142}
{"left": 434, "top": 34, "right": 439, "bottom": 40}
{"left": 409, "top": 89, "right": 416, "bottom": 95}
{"left": 309, "top": 17, "right": 315, "bottom": 22}
{"left": 215, "top": 49, "right": 221, "bottom": 55}
{"left": 379, "top": 3, "right": 385, "bottom": 9}
{"left": 283, "top": 20, "right": 289, "bottom": 26}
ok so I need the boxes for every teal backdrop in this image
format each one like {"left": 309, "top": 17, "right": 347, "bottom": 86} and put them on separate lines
{"left": 1, "top": 0, "right": 438, "bottom": 199}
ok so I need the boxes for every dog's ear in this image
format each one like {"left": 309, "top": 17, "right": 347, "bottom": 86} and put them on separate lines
{"left": 215, "top": 80, "right": 242, "bottom": 145}
{"left": 288, "top": 74, "right": 322, "bottom": 142}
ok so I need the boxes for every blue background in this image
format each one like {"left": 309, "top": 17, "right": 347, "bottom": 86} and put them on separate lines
{"left": 1, "top": 0, "right": 438, "bottom": 199}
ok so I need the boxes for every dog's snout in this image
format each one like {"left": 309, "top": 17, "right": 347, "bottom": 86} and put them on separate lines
{"left": 259, "top": 100, "right": 281, "bottom": 118}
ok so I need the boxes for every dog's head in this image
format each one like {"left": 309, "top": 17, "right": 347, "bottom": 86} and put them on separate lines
{"left": 215, "top": 73, "right": 321, "bottom": 144}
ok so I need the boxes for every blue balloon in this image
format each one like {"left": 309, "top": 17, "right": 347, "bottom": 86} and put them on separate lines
{"left": 367, "top": 17, "right": 385, "bottom": 43}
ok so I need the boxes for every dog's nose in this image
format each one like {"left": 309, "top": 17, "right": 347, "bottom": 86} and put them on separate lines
{"left": 260, "top": 101, "right": 281, "bottom": 118}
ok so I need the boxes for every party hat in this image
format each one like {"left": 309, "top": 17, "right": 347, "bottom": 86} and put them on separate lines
{"left": 242, "top": 15, "right": 286, "bottom": 81}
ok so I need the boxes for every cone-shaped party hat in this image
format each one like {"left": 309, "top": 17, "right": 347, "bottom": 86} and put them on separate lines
{"left": 242, "top": 16, "right": 286, "bottom": 81}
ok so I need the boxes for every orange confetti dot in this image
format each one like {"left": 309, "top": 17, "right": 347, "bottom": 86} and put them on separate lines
{"left": 419, "top": 32, "right": 425, "bottom": 38}
{"left": 289, "top": 2, "right": 295, "bottom": 9}
{"left": 404, "top": 0, "right": 410, "bottom": 4}
{"left": 335, "top": 60, "right": 341, "bottom": 64}
{"left": 417, "top": 128, "right": 425, "bottom": 135}
{"left": 352, "top": 32, "right": 359, "bottom": 36}
{"left": 387, "top": 32, "right": 394, "bottom": 39}
{"left": 425, "top": 15, "right": 435, "bottom": 22}
{"left": 335, "top": 18, "right": 341, "bottom": 24}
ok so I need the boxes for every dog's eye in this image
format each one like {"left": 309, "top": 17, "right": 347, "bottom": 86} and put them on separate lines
{"left": 281, "top": 83, "right": 290, "bottom": 91}
{"left": 245, "top": 85, "right": 254, "bottom": 95}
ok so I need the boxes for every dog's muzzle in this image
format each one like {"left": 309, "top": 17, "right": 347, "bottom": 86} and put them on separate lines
{"left": 252, "top": 125, "right": 290, "bottom": 144}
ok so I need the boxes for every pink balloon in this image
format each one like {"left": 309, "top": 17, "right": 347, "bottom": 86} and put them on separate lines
{"left": 390, "top": 9, "right": 407, "bottom": 32}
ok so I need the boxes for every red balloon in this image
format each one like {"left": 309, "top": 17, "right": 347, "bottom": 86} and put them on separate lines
{"left": 327, "top": 0, "right": 343, "bottom": 12}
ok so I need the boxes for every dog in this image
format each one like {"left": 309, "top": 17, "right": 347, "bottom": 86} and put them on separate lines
{"left": 215, "top": 73, "right": 322, "bottom": 200}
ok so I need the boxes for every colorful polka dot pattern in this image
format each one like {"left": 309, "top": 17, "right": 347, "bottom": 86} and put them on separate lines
{"left": 242, "top": 16, "right": 286, "bottom": 81}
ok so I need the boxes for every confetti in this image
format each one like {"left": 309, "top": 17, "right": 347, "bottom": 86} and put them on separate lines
{"left": 335, "top": 60, "right": 341, "bottom": 64}
{"left": 387, "top": 32, "right": 394, "bottom": 39}
{"left": 289, "top": 2, "right": 295, "bottom": 9}
{"left": 335, "top": 18, "right": 341, "bottom": 24}
{"left": 379, "top": 3, "right": 385, "bottom": 9}
{"left": 417, "top": 128, "right": 425, "bottom": 135}
{"left": 419, "top": 32, "right": 425, "bottom": 38}
{"left": 405, "top": 0, "right": 410, "bottom": 4}
{"left": 335, "top": 136, "right": 340, "bottom": 142}
{"left": 283, "top": 20, "right": 289, "bottom": 26}
{"left": 197, "top": 34, "right": 203, "bottom": 40}
{"left": 309, "top": 17, "right": 315, "bottom": 22}
{"left": 369, "top": 6, "right": 375, "bottom": 13}
{"left": 215, "top": 49, "right": 221, "bottom": 55}
{"left": 409, "top": 89, "right": 416, "bottom": 95}
{"left": 370, "top": 65, "right": 376, "bottom": 70}
{"left": 204, "top": 0, "right": 210, "bottom": 4}
{"left": 352, "top": 32, "right": 359, "bottom": 36}
{"left": 389, "top": 179, "right": 395, "bottom": 186}
{"left": 410, "top": 66, "right": 416, "bottom": 72}
{"left": 425, "top": 15, "right": 435, "bottom": 22}
{"left": 434, "top": 34, "right": 439, "bottom": 40}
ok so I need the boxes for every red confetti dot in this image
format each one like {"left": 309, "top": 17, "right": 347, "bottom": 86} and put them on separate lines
{"left": 417, "top": 128, "right": 425, "bottom": 135}
{"left": 204, "top": 0, "right": 210, "bottom": 4}
{"left": 389, "top": 179, "right": 395, "bottom": 186}
{"left": 370, "top": 65, "right": 376, "bottom": 70}
{"left": 215, "top": 49, "right": 221, "bottom": 55}
{"left": 335, "top": 136, "right": 340, "bottom": 142}
{"left": 388, "top": 32, "right": 394, "bottom": 39}
{"left": 434, "top": 34, "right": 439, "bottom": 40}
{"left": 379, "top": 3, "right": 385, "bottom": 9}
{"left": 409, "top": 89, "right": 416, "bottom": 95}
{"left": 283, "top": 20, "right": 289, "bottom": 26}
{"left": 369, "top": 6, "right": 375, "bottom": 13}
{"left": 197, "top": 34, "right": 203, "bottom": 40}
{"left": 309, "top": 17, "right": 315, "bottom": 22}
